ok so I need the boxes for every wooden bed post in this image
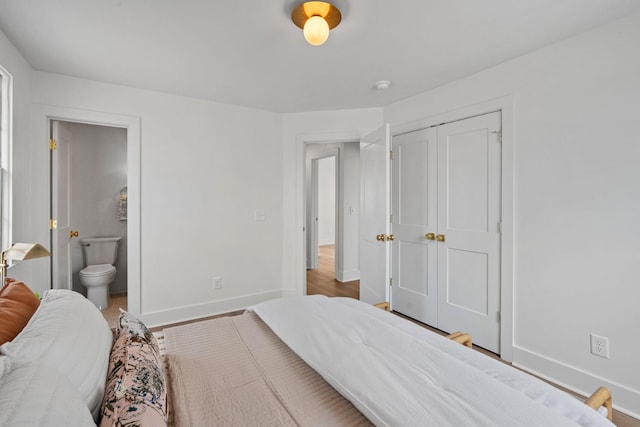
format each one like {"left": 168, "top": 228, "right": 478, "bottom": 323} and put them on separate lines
{"left": 446, "top": 331, "right": 473, "bottom": 348}
{"left": 374, "top": 302, "right": 390, "bottom": 311}
{"left": 585, "top": 387, "right": 613, "bottom": 421}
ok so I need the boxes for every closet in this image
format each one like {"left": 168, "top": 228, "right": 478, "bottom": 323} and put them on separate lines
{"left": 391, "top": 112, "right": 502, "bottom": 352}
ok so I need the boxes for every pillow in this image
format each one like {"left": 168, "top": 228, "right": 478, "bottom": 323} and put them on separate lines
{"left": 0, "top": 280, "right": 40, "bottom": 345}
{"left": 100, "top": 310, "right": 167, "bottom": 427}
{"left": 0, "top": 289, "right": 112, "bottom": 421}
{"left": 0, "top": 356, "right": 95, "bottom": 426}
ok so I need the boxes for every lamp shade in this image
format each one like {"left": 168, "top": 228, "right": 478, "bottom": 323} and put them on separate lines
{"left": 4, "top": 243, "right": 50, "bottom": 261}
{"left": 1, "top": 243, "right": 51, "bottom": 288}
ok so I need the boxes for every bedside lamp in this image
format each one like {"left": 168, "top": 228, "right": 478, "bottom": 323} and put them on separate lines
{"left": 1, "top": 243, "right": 51, "bottom": 287}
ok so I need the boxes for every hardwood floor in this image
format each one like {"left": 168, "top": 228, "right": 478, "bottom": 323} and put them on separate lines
{"left": 306, "top": 244, "right": 359, "bottom": 299}
{"left": 101, "top": 292, "right": 128, "bottom": 330}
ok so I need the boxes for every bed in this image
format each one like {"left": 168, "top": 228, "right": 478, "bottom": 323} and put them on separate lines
{"left": 0, "top": 282, "right": 615, "bottom": 427}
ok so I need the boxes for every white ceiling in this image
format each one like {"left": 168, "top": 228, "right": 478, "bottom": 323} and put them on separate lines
{"left": 0, "top": 0, "right": 638, "bottom": 113}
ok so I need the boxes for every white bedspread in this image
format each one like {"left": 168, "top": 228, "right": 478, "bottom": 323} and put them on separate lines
{"left": 250, "top": 296, "right": 613, "bottom": 427}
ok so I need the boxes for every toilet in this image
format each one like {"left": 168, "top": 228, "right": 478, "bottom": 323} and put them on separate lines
{"left": 79, "top": 236, "right": 122, "bottom": 309}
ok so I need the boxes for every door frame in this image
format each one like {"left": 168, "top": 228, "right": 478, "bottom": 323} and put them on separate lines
{"left": 309, "top": 151, "right": 338, "bottom": 271}
{"left": 32, "top": 105, "right": 142, "bottom": 317}
{"left": 297, "top": 133, "right": 360, "bottom": 296}
{"left": 50, "top": 120, "right": 73, "bottom": 290}
{"left": 390, "top": 95, "right": 514, "bottom": 361}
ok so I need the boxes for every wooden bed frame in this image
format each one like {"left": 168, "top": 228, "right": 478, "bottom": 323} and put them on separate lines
{"left": 373, "top": 300, "right": 612, "bottom": 420}
{"left": 154, "top": 301, "right": 613, "bottom": 424}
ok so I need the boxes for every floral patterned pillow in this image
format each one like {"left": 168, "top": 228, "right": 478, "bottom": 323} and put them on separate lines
{"left": 100, "top": 310, "right": 167, "bottom": 427}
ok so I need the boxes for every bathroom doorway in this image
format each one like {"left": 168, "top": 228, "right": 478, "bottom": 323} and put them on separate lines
{"left": 50, "top": 120, "right": 128, "bottom": 322}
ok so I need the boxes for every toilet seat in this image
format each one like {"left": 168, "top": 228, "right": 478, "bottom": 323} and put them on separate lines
{"left": 79, "top": 264, "right": 116, "bottom": 277}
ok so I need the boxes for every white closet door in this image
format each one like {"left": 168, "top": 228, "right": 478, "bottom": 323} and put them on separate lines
{"left": 436, "top": 111, "right": 502, "bottom": 353}
{"left": 391, "top": 128, "right": 438, "bottom": 324}
{"left": 359, "top": 124, "right": 391, "bottom": 305}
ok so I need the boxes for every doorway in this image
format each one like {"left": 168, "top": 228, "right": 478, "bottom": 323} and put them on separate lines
{"left": 50, "top": 120, "right": 128, "bottom": 322}
{"left": 304, "top": 141, "right": 360, "bottom": 296}
{"left": 310, "top": 154, "right": 337, "bottom": 273}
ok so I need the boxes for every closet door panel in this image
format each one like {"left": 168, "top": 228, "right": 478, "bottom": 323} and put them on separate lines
{"left": 436, "top": 111, "right": 502, "bottom": 353}
{"left": 391, "top": 128, "right": 438, "bottom": 325}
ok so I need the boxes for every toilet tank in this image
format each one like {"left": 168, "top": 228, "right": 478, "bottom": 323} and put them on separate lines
{"left": 80, "top": 237, "right": 122, "bottom": 266}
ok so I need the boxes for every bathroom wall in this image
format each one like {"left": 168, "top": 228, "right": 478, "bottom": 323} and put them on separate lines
{"left": 67, "top": 122, "right": 128, "bottom": 295}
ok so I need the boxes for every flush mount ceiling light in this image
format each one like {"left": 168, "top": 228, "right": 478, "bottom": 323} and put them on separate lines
{"left": 291, "top": 1, "right": 342, "bottom": 46}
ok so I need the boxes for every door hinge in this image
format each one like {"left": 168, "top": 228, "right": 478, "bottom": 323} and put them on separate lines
{"left": 497, "top": 311, "right": 501, "bottom": 322}
{"left": 492, "top": 130, "right": 502, "bottom": 143}
{"left": 498, "top": 221, "right": 502, "bottom": 233}
{"left": 49, "top": 218, "right": 57, "bottom": 230}
{"left": 49, "top": 139, "right": 57, "bottom": 150}
{"left": 390, "top": 150, "right": 394, "bottom": 160}
{"left": 389, "top": 277, "right": 393, "bottom": 287}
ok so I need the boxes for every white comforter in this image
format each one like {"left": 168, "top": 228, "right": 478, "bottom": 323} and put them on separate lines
{"left": 251, "top": 296, "right": 613, "bottom": 427}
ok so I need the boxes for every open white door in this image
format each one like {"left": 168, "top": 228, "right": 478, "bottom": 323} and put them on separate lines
{"left": 51, "top": 121, "right": 74, "bottom": 290}
{"left": 359, "top": 124, "right": 391, "bottom": 305}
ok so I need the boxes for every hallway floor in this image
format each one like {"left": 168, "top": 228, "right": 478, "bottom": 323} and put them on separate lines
{"left": 306, "top": 244, "right": 359, "bottom": 299}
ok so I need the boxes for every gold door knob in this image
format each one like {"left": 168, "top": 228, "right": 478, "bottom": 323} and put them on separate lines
{"left": 436, "top": 234, "right": 445, "bottom": 242}
{"left": 387, "top": 234, "right": 394, "bottom": 241}
{"left": 425, "top": 233, "right": 436, "bottom": 240}
{"left": 69, "top": 230, "right": 79, "bottom": 238}
{"left": 376, "top": 234, "right": 384, "bottom": 241}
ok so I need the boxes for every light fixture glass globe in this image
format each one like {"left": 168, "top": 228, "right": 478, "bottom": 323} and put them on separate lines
{"left": 303, "top": 15, "right": 330, "bottom": 46}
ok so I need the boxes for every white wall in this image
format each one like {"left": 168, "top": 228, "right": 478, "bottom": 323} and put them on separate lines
{"left": 281, "top": 108, "right": 383, "bottom": 295}
{"left": 28, "top": 72, "right": 284, "bottom": 326}
{"left": 66, "top": 122, "right": 128, "bottom": 295}
{"left": 0, "top": 30, "right": 48, "bottom": 286}
{"left": 317, "top": 157, "right": 335, "bottom": 246}
{"left": 384, "top": 13, "right": 640, "bottom": 415}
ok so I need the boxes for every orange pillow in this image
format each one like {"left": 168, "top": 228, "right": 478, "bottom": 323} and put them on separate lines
{"left": 0, "top": 280, "right": 40, "bottom": 345}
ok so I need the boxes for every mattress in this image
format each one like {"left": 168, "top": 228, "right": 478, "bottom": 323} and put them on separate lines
{"left": 162, "top": 311, "right": 371, "bottom": 426}
{"left": 251, "top": 296, "right": 614, "bottom": 427}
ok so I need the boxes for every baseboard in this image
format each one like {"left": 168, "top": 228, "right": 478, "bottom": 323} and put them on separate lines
{"left": 336, "top": 269, "right": 360, "bottom": 282}
{"left": 512, "top": 346, "right": 640, "bottom": 419}
{"left": 281, "top": 289, "right": 302, "bottom": 298}
{"left": 140, "top": 290, "right": 283, "bottom": 329}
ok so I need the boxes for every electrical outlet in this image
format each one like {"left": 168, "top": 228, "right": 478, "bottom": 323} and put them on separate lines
{"left": 213, "top": 276, "right": 222, "bottom": 290}
{"left": 590, "top": 334, "right": 610, "bottom": 358}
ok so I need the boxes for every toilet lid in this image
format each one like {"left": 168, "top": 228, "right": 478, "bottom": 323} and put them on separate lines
{"left": 80, "top": 264, "right": 116, "bottom": 276}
